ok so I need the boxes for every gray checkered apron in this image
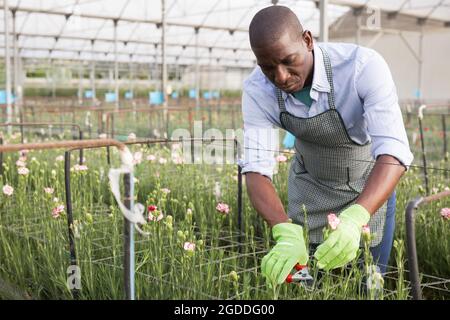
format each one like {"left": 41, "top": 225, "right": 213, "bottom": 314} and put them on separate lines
{"left": 277, "top": 46, "right": 387, "bottom": 247}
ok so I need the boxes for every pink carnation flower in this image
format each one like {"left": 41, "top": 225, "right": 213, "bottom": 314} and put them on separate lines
{"left": 216, "top": 203, "right": 230, "bottom": 214}
{"left": 2, "top": 185, "right": 14, "bottom": 196}
{"left": 16, "top": 160, "right": 27, "bottom": 167}
{"left": 133, "top": 151, "right": 143, "bottom": 165}
{"left": 440, "top": 208, "right": 450, "bottom": 220}
{"left": 18, "top": 167, "right": 30, "bottom": 175}
{"left": 19, "top": 149, "right": 30, "bottom": 157}
{"left": 276, "top": 155, "right": 287, "bottom": 162}
{"left": 362, "top": 225, "right": 371, "bottom": 242}
{"left": 362, "top": 225, "right": 371, "bottom": 235}
{"left": 148, "top": 212, "right": 164, "bottom": 222}
{"left": 183, "top": 242, "right": 195, "bottom": 252}
{"left": 327, "top": 213, "right": 340, "bottom": 230}
{"left": 52, "top": 205, "right": 65, "bottom": 218}
{"left": 73, "top": 164, "right": 88, "bottom": 172}
{"left": 44, "top": 187, "right": 55, "bottom": 194}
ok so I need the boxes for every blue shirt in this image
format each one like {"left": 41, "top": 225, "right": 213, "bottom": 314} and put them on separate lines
{"left": 241, "top": 42, "right": 413, "bottom": 180}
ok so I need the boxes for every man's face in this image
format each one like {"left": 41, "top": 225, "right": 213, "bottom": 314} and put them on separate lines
{"left": 252, "top": 31, "right": 313, "bottom": 93}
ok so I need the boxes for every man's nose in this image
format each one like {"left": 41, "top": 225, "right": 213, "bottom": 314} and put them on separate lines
{"left": 274, "top": 65, "right": 289, "bottom": 85}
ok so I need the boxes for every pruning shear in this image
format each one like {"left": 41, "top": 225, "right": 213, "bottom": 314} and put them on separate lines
{"left": 285, "top": 263, "right": 314, "bottom": 287}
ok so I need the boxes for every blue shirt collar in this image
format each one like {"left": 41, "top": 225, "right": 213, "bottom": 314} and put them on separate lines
{"left": 311, "top": 43, "right": 331, "bottom": 94}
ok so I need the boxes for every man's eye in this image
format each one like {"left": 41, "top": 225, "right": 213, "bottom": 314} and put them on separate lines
{"left": 284, "top": 57, "right": 296, "bottom": 65}
{"left": 260, "top": 65, "right": 273, "bottom": 70}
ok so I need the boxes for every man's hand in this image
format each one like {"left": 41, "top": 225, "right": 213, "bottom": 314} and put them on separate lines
{"left": 261, "top": 222, "right": 308, "bottom": 285}
{"left": 314, "top": 204, "right": 370, "bottom": 270}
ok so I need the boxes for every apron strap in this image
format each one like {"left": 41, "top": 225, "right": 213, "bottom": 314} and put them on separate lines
{"left": 276, "top": 87, "right": 287, "bottom": 112}
{"left": 319, "top": 46, "right": 336, "bottom": 110}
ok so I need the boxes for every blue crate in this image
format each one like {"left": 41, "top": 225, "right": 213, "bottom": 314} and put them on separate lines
{"left": 203, "top": 91, "right": 211, "bottom": 100}
{"left": 189, "top": 89, "right": 197, "bottom": 99}
{"left": 84, "top": 90, "right": 93, "bottom": 99}
{"left": 149, "top": 91, "right": 164, "bottom": 105}
{"left": 105, "top": 92, "right": 117, "bottom": 102}
{"left": 125, "top": 91, "right": 134, "bottom": 99}
{"left": 212, "top": 91, "right": 220, "bottom": 99}
{"left": 0, "top": 90, "right": 15, "bottom": 104}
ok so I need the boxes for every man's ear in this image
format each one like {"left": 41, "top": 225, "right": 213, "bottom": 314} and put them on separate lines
{"left": 302, "top": 30, "right": 314, "bottom": 51}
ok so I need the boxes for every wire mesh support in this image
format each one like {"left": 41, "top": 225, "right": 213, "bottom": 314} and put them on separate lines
{"left": 405, "top": 190, "right": 450, "bottom": 300}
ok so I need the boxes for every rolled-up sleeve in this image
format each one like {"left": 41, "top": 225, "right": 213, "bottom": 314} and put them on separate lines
{"left": 241, "top": 88, "right": 279, "bottom": 180}
{"left": 356, "top": 50, "right": 414, "bottom": 169}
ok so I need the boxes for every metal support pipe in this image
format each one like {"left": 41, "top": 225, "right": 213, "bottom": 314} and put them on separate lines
{"left": 405, "top": 197, "right": 423, "bottom": 300}
{"left": 90, "top": 40, "right": 96, "bottom": 103}
{"left": 355, "top": 8, "right": 362, "bottom": 45}
{"left": 161, "top": 0, "right": 168, "bottom": 138}
{"left": 12, "top": 9, "right": 19, "bottom": 118}
{"left": 107, "top": 146, "right": 111, "bottom": 165}
{"left": 19, "top": 113, "right": 24, "bottom": 143}
{"left": 123, "top": 173, "right": 135, "bottom": 300}
{"left": 128, "top": 55, "right": 134, "bottom": 99}
{"left": 195, "top": 28, "right": 200, "bottom": 110}
{"left": 79, "top": 131, "right": 84, "bottom": 165}
{"left": 161, "top": 0, "right": 167, "bottom": 108}
{"left": 64, "top": 151, "right": 79, "bottom": 299}
{"left": 114, "top": 19, "right": 119, "bottom": 110}
{"left": 443, "top": 115, "right": 448, "bottom": 179}
{"left": 418, "top": 115, "right": 429, "bottom": 195}
{"left": 417, "top": 31, "right": 424, "bottom": 101}
{"left": 235, "top": 138, "right": 243, "bottom": 247}
{"left": 208, "top": 48, "right": 213, "bottom": 128}
{"left": 0, "top": 136, "right": 3, "bottom": 176}
{"left": 50, "top": 58, "right": 56, "bottom": 98}
{"left": 319, "top": 0, "right": 329, "bottom": 42}
{"left": 78, "top": 53, "right": 83, "bottom": 105}
{"left": 111, "top": 114, "right": 115, "bottom": 139}
{"left": 4, "top": 0, "right": 12, "bottom": 133}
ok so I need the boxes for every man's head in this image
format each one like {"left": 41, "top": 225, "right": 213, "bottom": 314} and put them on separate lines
{"left": 249, "top": 6, "right": 314, "bottom": 93}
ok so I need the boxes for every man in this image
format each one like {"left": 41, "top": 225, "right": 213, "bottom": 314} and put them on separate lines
{"left": 241, "top": 5, "right": 413, "bottom": 285}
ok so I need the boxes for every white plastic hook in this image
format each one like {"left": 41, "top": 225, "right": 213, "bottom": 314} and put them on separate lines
{"left": 108, "top": 147, "right": 149, "bottom": 236}
{"left": 418, "top": 104, "right": 427, "bottom": 120}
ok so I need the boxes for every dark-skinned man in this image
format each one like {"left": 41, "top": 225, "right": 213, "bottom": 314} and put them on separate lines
{"left": 241, "top": 6, "right": 413, "bottom": 285}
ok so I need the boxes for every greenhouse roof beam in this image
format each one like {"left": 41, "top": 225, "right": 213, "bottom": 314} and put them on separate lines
{"left": 51, "top": 0, "right": 81, "bottom": 53}
{"left": 315, "top": 0, "right": 450, "bottom": 23}
{"left": 16, "top": 32, "right": 252, "bottom": 53}
{"left": 8, "top": 53, "right": 254, "bottom": 69}
{"left": 10, "top": 6, "right": 248, "bottom": 34}
{"left": 3, "top": 45, "right": 255, "bottom": 64}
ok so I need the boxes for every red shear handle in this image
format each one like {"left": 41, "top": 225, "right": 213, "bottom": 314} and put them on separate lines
{"left": 285, "top": 263, "right": 307, "bottom": 283}
{"left": 286, "top": 274, "right": 293, "bottom": 283}
{"left": 295, "top": 263, "right": 306, "bottom": 271}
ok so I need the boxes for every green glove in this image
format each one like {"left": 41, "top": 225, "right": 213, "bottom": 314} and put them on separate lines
{"left": 314, "top": 204, "right": 370, "bottom": 271}
{"left": 261, "top": 222, "right": 308, "bottom": 285}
